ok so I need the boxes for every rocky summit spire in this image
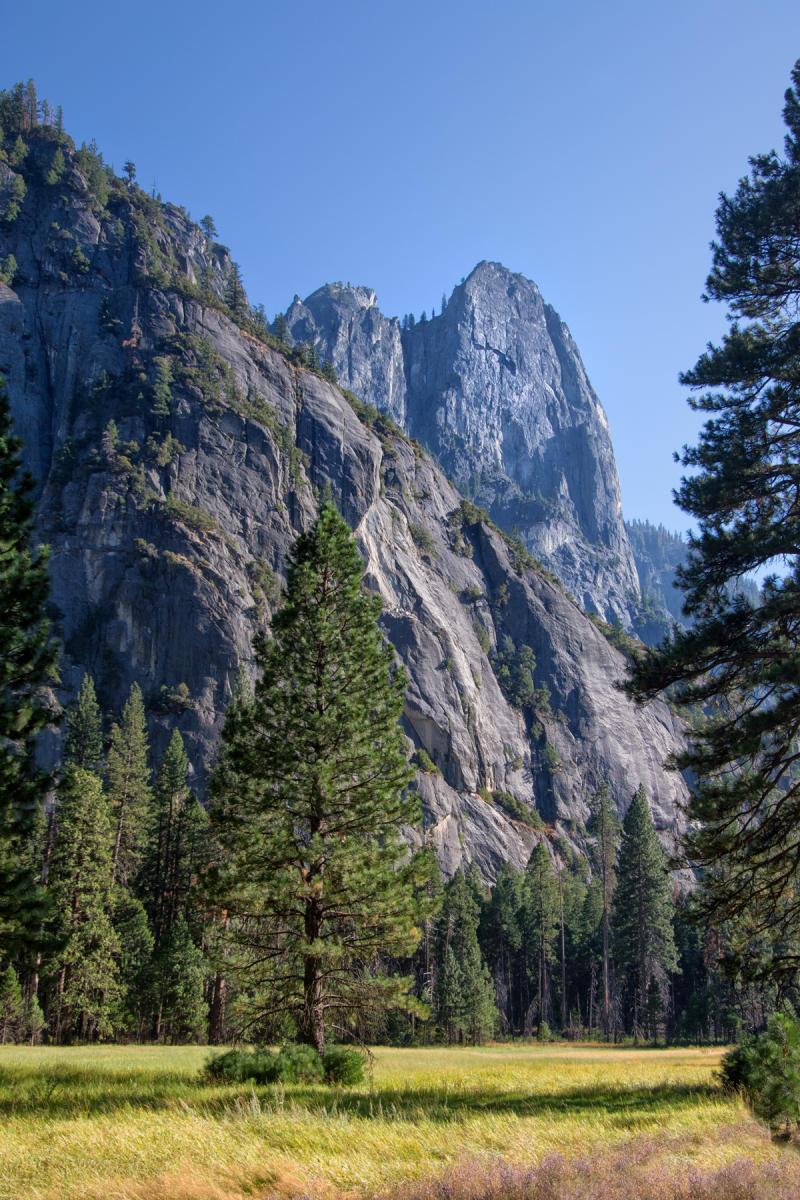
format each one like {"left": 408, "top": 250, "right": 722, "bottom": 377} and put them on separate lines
{"left": 287, "top": 261, "right": 642, "bottom": 628}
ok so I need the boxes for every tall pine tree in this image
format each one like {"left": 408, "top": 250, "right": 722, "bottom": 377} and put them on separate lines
{"left": 626, "top": 60, "right": 800, "bottom": 988}
{"left": 208, "top": 503, "right": 432, "bottom": 1053}
{"left": 612, "top": 785, "right": 677, "bottom": 1038}
{"left": 63, "top": 673, "right": 103, "bottom": 771}
{"left": 47, "top": 767, "right": 120, "bottom": 1041}
{"left": 0, "top": 379, "right": 58, "bottom": 962}
{"left": 107, "top": 683, "right": 152, "bottom": 887}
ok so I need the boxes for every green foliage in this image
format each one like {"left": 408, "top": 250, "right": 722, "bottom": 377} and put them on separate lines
{"left": 208, "top": 503, "right": 433, "bottom": 1052}
{"left": 63, "top": 674, "right": 103, "bottom": 772}
{"left": 205, "top": 1041, "right": 331, "bottom": 1085}
{"left": 106, "top": 683, "right": 152, "bottom": 887}
{"left": 46, "top": 146, "right": 65, "bottom": 185}
{"left": 625, "top": 60, "right": 800, "bottom": 984}
{"left": 413, "top": 747, "right": 442, "bottom": 776}
{"left": 150, "top": 912, "right": 206, "bottom": 1043}
{"left": 612, "top": 785, "right": 678, "bottom": 1037}
{"left": 163, "top": 492, "right": 221, "bottom": 535}
{"left": 47, "top": 767, "right": 121, "bottom": 1040}
{"left": 0, "top": 380, "right": 58, "bottom": 960}
{"left": 473, "top": 621, "right": 490, "bottom": 653}
{"left": 525, "top": 842, "right": 559, "bottom": 1035}
{"left": 339, "top": 389, "right": 407, "bottom": 446}
{"left": 246, "top": 557, "right": 281, "bottom": 614}
{"left": 0, "top": 963, "right": 24, "bottom": 1042}
{"left": 150, "top": 357, "right": 173, "bottom": 418}
{"left": 322, "top": 1045, "right": 365, "bottom": 1084}
{"left": 490, "top": 634, "right": 551, "bottom": 716}
{"left": 478, "top": 788, "right": 542, "bottom": 829}
{"left": 144, "top": 432, "right": 184, "bottom": 467}
{"left": 720, "top": 1013, "right": 800, "bottom": 1131}
{"left": 0, "top": 253, "right": 17, "bottom": 285}
{"left": 408, "top": 521, "right": 435, "bottom": 556}
{"left": 434, "top": 870, "right": 498, "bottom": 1044}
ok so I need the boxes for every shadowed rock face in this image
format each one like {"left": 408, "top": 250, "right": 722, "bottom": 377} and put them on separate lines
{"left": 288, "top": 262, "right": 643, "bottom": 629}
{"left": 0, "top": 139, "right": 688, "bottom": 879}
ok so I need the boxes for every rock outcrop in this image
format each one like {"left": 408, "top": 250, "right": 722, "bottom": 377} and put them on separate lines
{"left": 288, "top": 263, "right": 645, "bottom": 629}
{"left": 0, "top": 123, "right": 689, "bottom": 878}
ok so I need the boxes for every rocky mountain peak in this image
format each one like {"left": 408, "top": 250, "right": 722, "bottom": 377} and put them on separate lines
{"left": 287, "top": 259, "right": 644, "bottom": 628}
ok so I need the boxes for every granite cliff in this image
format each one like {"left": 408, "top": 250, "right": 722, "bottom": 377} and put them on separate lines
{"left": 0, "top": 116, "right": 689, "bottom": 877}
{"left": 287, "top": 265, "right": 648, "bottom": 631}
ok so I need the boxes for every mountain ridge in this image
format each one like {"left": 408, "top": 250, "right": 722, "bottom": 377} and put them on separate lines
{"left": 0, "top": 102, "right": 689, "bottom": 879}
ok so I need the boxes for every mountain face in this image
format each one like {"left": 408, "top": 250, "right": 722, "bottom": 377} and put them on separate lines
{"left": 287, "top": 264, "right": 645, "bottom": 629}
{"left": 0, "top": 121, "right": 689, "bottom": 879}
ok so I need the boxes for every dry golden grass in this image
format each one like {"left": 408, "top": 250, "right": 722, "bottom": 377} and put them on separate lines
{"left": 0, "top": 1042, "right": 793, "bottom": 1200}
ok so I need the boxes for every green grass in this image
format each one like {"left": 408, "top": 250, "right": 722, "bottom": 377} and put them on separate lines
{"left": 0, "top": 1043, "right": 793, "bottom": 1200}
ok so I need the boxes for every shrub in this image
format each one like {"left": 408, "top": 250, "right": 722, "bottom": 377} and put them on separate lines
{"left": 719, "top": 1013, "right": 800, "bottom": 1132}
{"left": 322, "top": 1046, "right": 365, "bottom": 1084}
{"left": 204, "top": 1042, "right": 326, "bottom": 1085}
{"left": 413, "top": 748, "right": 442, "bottom": 776}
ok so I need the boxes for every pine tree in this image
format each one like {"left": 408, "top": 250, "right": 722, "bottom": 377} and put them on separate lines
{"left": 480, "top": 862, "right": 525, "bottom": 1033}
{"left": 208, "top": 502, "right": 431, "bottom": 1053}
{"left": 113, "top": 891, "right": 154, "bottom": 1039}
{"left": 151, "top": 912, "right": 206, "bottom": 1042}
{"left": 63, "top": 674, "right": 103, "bottom": 772}
{"left": 524, "top": 842, "right": 558, "bottom": 1037}
{"left": 435, "top": 869, "right": 497, "bottom": 1044}
{"left": 626, "top": 60, "right": 800, "bottom": 986}
{"left": 612, "top": 786, "right": 677, "bottom": 1038}
{"left": 224, "top": 262, "right": 247, "bottom": 320}
{"left": 148, "top": 728, "right": 190, "bottom": 944}
{"left": 587, "top": 783, "right": 619, "bottom": 1039}
{"left": 150, "top": 357, "right": 173, "bottom": 419}
{"left": 106, "top": 683, "right": 152, "bottom": 887}
{"left": 0, "top": 963, "right": 24, "bottom": 1042}
{"left": 47, "top": 767, "right": 120, "bottom": 1040}
{"left": 0, "top": 379, "right": 58, "bottom": 962}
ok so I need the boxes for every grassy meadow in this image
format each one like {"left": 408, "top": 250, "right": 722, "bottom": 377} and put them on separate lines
{"left": 1, "top": 1042, "right": 798, "bottom": 1200}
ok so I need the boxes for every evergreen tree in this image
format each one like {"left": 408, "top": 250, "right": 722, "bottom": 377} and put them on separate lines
{"left": 148, "top": 728, "right": 190, "bottom": 944}
{"left": 626, "top": 60, "right": 800, "bottom": 985}
{"left": 224, "top": 262, "right": 247, "bottom": 320}
{"left": 524, "top": 842, "right": 558, "bottom": 1036}
{"left": 113, "top": 891, "right": 154, "bottom": 1039}
{"left": 208, "top": 502, "right": 431, "bottom": 1053}
{"left": 435, "top": 869, "right": 497, "bottom": 1044}
{"left": 150, "top": 357, "right": 173, "bottom": 419}
{"left": 63, "top": 673, "right": 103, "bottom": 772}
{"left": 272, "top": 312, "right": 289, "bottom": 346}
{"left": 146, "top": 729, "right": 208, "bottom": 947}
{"left": 199, "top": 214, "right": 217, "bottom": 239}
{"left": 0, "top": 964, "right": 23, "bottom": 1042}
{"left": 587, "top": 783, "right": 619, "bottom": 1038}
{"left": 106, "top": 683, "right": 152, "bottom": 887}
{"left": 0, "top": 379, "right": 58, "bottom": 961}
{"left": 151, "top": 912, "right": 206, "bottom": 1042}
{"left": 47, "top": 767, "right": 120, "bottom": 1040}
{"left": 480, "top": 861, "right": 525, "bottom": 1033}
{"left": 612, "top": 786, "right": 678, "bottom": 1038}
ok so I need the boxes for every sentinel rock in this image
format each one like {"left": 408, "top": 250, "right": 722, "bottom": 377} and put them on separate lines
{"left": 289, "top": 261, "right": 644, "bottom": 629}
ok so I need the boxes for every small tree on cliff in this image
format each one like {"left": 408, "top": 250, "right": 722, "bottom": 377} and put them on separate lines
{"left": 208, "top": 503, "right": 431, "bottom": 1053}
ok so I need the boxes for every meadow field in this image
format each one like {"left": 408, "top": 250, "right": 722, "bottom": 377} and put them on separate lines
{"left": 1, "top": 1042, "right": 799, "bottom": 1200}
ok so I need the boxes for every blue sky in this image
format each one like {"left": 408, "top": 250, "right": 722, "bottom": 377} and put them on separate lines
{"left": 4, "top": 1, "right": 800, "bottom": 531}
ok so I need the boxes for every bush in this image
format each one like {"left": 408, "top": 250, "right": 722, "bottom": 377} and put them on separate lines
{"left": 719, "top": 1013, "right": 800, "bottom": 1132}
{"left": 205, "top": 1042, "right": 335, "bottom": 1086}
{"left": 322, "top": 1046, "right": 365, "bottom": 1084}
